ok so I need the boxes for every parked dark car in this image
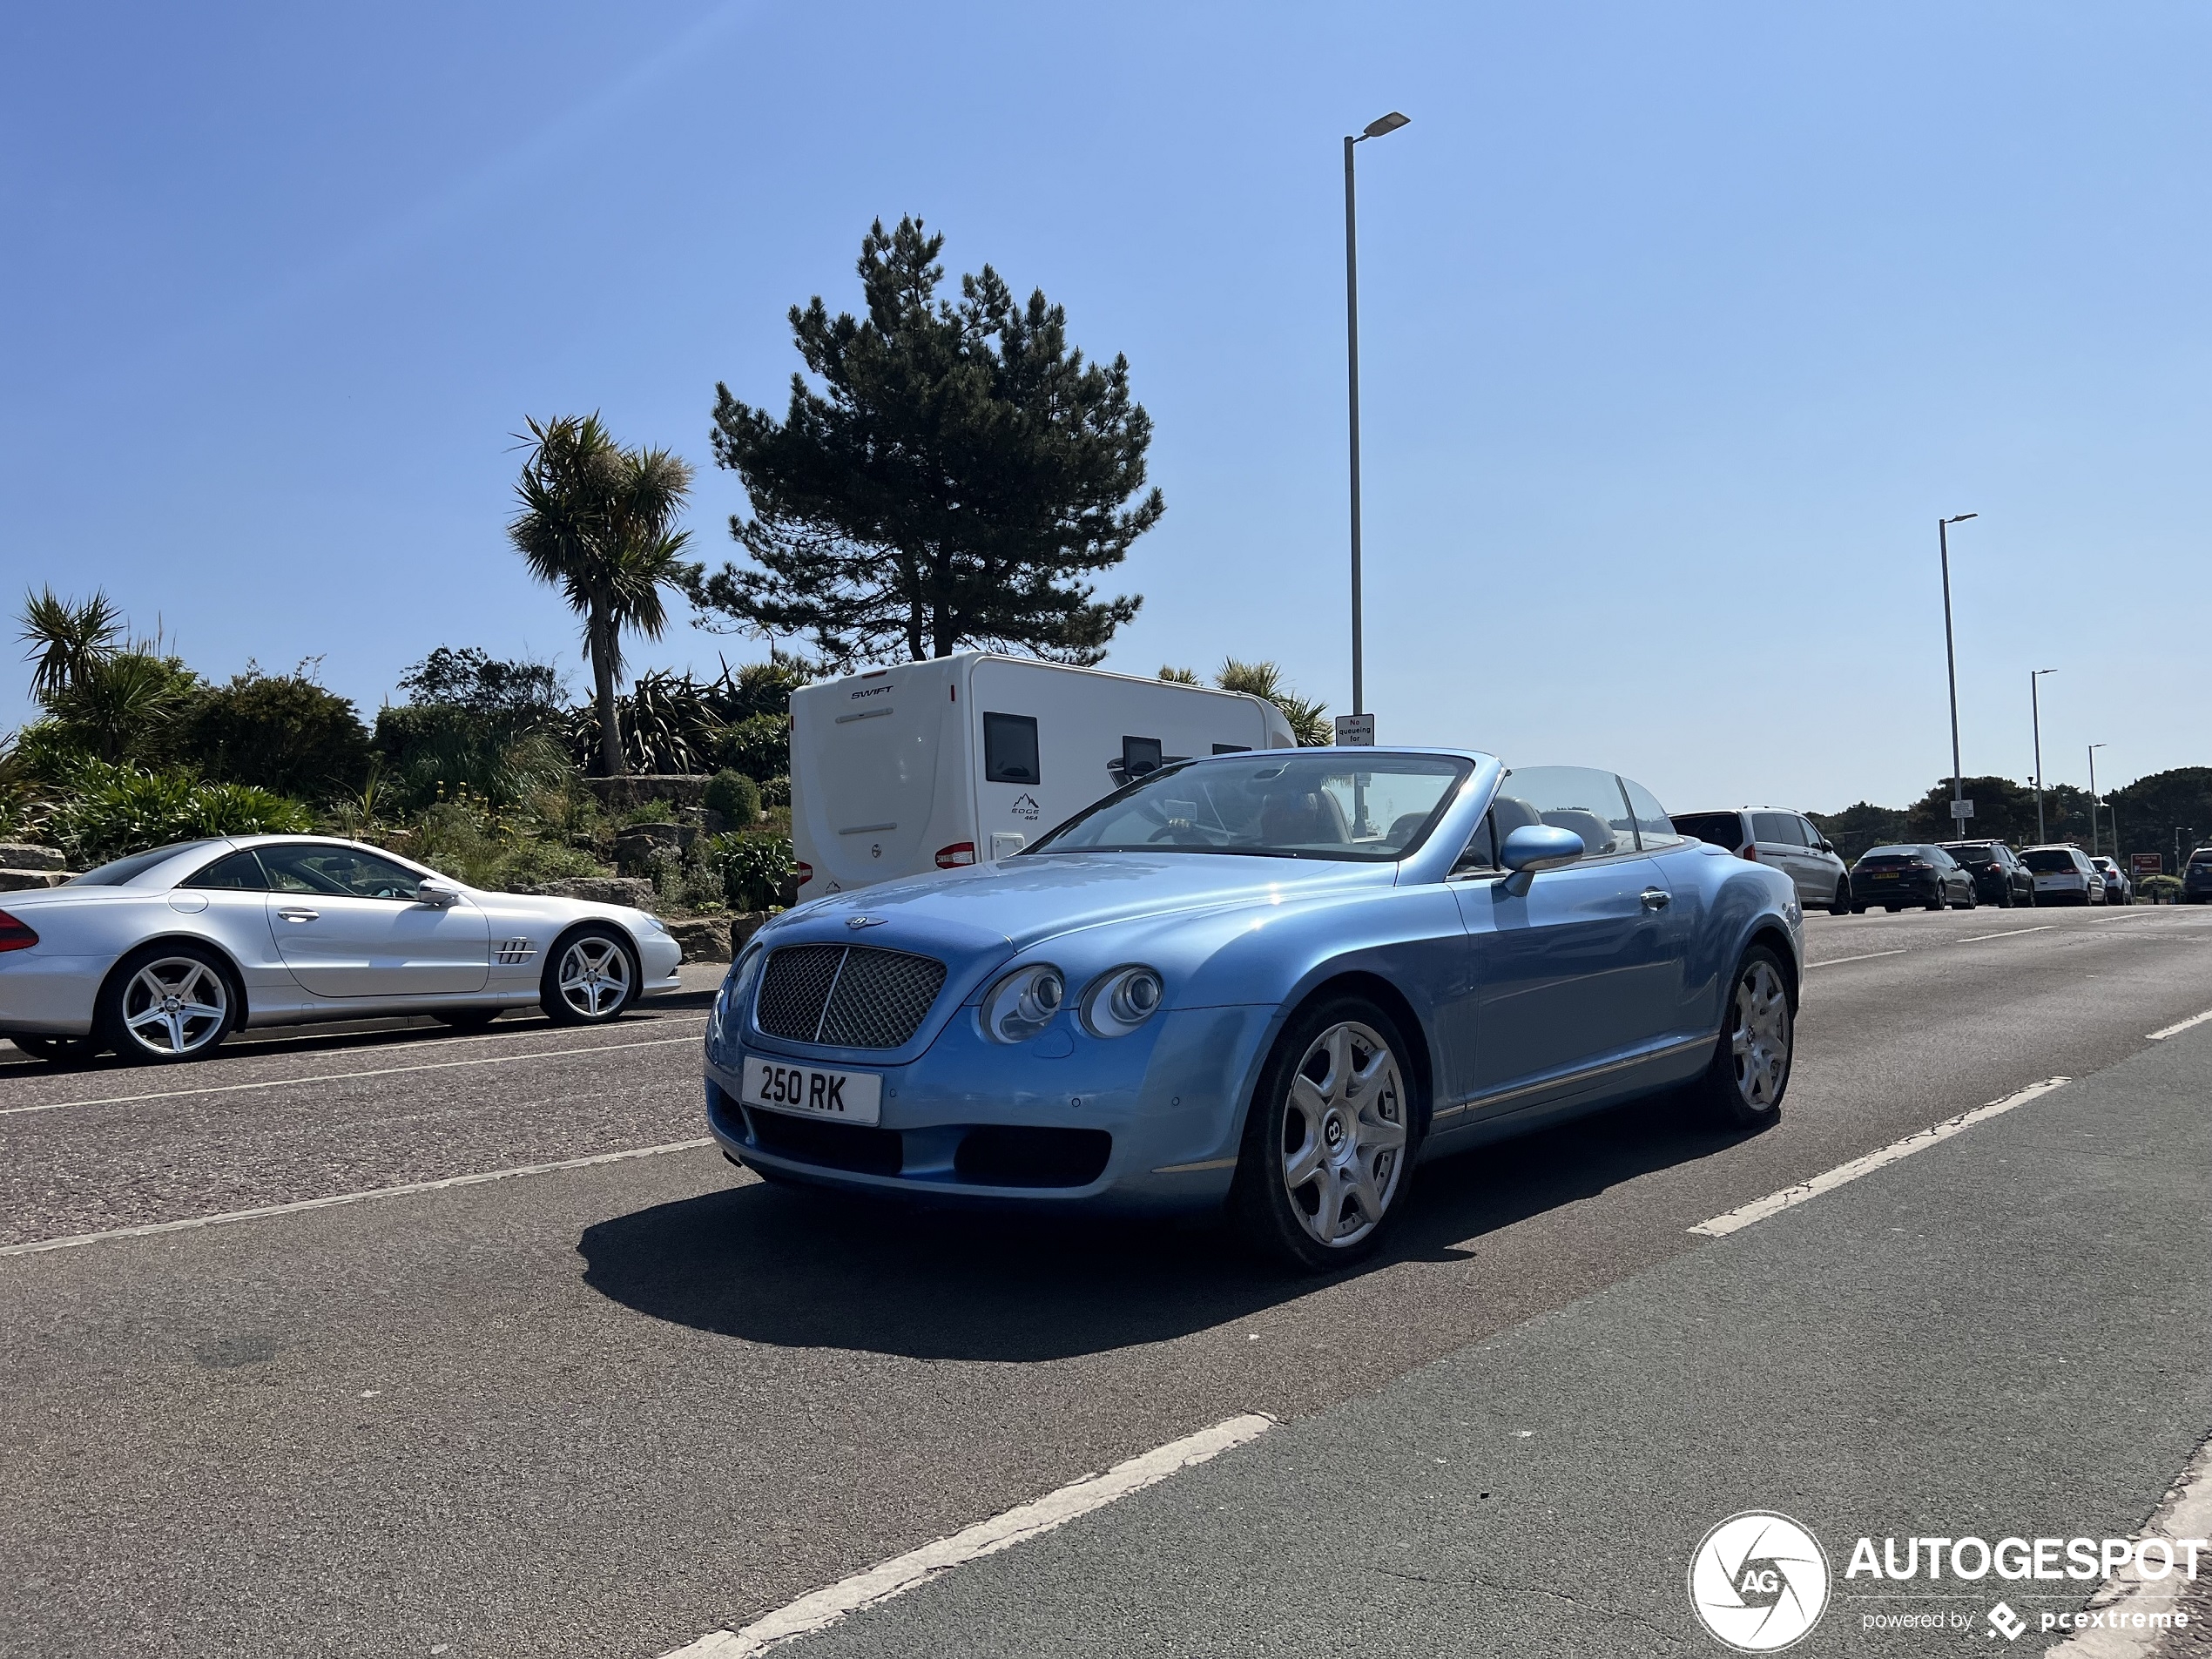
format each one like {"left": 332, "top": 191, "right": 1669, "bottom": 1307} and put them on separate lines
{"left": 2186, "top": 847, "right": 2212, "bottom": 904}
{"left": 1935, "top": 840, "right": 2036, "bottom": 907}
{"left": 1849, "top": 844, "right": 1977, "bottom": 912}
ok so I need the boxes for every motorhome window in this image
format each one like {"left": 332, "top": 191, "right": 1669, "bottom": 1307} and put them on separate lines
{"left": 983, "top": 712, "right": 1041, "bottom": 784}
{"left": 1121, "top": 736, "right": 1163, "bottom": 779}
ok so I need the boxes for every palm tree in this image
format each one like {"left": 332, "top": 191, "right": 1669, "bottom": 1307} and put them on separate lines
{"left": 509, "top": 415, "right": 697, "bottom": 777}
{"left": 19, "top": 588, "right": 122, "bottom": 700}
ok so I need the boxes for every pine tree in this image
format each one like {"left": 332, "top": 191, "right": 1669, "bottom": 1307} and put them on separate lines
{"left": 693, "top": 216, "right": 1160, "bottom": 668}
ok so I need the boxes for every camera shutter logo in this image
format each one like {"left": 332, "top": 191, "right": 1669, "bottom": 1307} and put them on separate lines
{"left": 1688, "top": 1512, "right": 1831, "bottom": 1652}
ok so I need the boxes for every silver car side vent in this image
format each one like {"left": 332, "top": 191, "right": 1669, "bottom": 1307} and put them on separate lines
{"left": 496, "top": 937, "right": 536, "bottom": 965}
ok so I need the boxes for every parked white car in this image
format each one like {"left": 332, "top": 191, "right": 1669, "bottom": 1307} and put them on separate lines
{"left": 1669, "top": 806, "right": 1853, "bottom": 915}
{"left": 2019, "top": 845, "right": 2105, "bottom": 906}
{"left": 0, "top": 836, "right": 684, "bottom": 1064}
{"left": 790, "top": 652, "right": 1295, "bottom": 900}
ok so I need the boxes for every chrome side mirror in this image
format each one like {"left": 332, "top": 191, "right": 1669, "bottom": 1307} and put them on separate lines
{"left": 1501, "top": 825, "right": 1586, "bottom": 896}
{"left": 415, "top": 878, "right": 461, "bottom": 908}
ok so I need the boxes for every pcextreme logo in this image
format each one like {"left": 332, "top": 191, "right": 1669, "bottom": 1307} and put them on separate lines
{"left": 1689, "top": 1512, "right": 1832, "bottom": 1652}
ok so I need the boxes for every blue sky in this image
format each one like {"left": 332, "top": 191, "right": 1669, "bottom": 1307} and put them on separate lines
{"left": 3, "top": 2, "right": 2203, "bottom": 813}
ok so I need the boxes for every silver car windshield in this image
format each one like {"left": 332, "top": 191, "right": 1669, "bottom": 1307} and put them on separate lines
{"left": 1030, "top": 752, "right": 1470, "bottom": 862}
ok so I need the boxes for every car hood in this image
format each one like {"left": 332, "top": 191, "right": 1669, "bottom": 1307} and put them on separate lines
{"left": 774, "top": 853, "right": 1397, "bottom": 954}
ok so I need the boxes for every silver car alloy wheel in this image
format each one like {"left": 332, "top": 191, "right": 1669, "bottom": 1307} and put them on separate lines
{"left": 120, "top": 955, "right": 229, "bottom": 1057}
{"left": 556, "top": 935, "right": 632, "bottom": 1018}
{"left": 1730, "top": 959, "right": 1790, "bottom": 1109}
{"left": 1280, "top": 1020, "right": 1409, "bottom": 1250}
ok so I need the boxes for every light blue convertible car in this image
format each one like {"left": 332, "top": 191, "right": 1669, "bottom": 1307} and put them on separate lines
{"left": 704, "top": 750, "right": 1803, "bottom": 1270}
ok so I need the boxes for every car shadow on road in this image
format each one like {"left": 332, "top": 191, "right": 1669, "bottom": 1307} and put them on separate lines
{"left": 577, "top": 1092, "right": 1749, "bottom": 1363}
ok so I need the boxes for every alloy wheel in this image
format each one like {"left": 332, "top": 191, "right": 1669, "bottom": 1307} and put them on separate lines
{"left": 1730, "top": 960, "right": 1791, "bottom": 1109}
{"left": 119, "top": 956, "right": 229, "bottom": 1058}
{"left": 556, "top": 935, "right": 632, "bottom": 1019}
{"left": 1279, "top": 1021, "right": 1407, "bottom": 1250}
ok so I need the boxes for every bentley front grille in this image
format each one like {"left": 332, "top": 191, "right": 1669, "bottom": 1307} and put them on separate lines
{"left": 753, "top": 945, "right": 947, "bottom": 1049}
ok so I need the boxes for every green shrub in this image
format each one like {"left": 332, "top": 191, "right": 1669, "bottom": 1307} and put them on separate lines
{"left": 2139, "top": 874, "right": 2182, "bottom": 903}
{"left": 183, "top": 668, "right": 372, "bottom": 800}
{"left": 760, "top": 774, "right": 791, "bottom": 809}
{"left": 705, "top": 769, "right": 762, "bottom": 825}
{"left": 619, "top": 797, "right": 678, "bottom": 826}
{"left": 48, "top": 761, "right": 312, "bottom": 864}
{"left": 30, "top": 651, "right": 200, "bottom": 771}
{"left": 707, "top": 832, "right": 794, "bottom": 911}
{"left": 716, "top": 711, "right": 791, "bottom": 782}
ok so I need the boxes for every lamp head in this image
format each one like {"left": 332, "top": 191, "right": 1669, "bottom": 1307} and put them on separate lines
{"left": 1360, "top": 111, "right": 1412, "bottom": 139}
{"left": 1943, "top": 512, "right": 1979, "bottom": 525}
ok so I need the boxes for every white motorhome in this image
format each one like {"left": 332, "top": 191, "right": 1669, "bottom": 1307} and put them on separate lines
{"left": 789, "top": 653, "right": 1297, "bottom": 898}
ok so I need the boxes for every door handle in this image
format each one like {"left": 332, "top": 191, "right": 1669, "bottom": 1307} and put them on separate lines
{"left": 277, "top": 908, "right": 320, "bottom": 922}
{"left": 1640, "top": 888, "right": 1670, "bottom": 911}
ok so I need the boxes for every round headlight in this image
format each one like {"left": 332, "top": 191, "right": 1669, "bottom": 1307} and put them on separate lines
{"left": 1081, "top": 965, "right": 1164, "bottom": 1039}
{"left": 981, "top": 964, "right": 1064, "bottom": 1043}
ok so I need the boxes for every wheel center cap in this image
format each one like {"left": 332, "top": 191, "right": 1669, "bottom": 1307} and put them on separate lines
{"left": 1323, "top": 1113, "right": 1346, "bottom": 1150}
{"left": 162, "top": 995, "right": 181, "bottom": 1012}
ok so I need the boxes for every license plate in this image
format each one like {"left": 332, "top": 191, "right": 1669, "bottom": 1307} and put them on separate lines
{"left": 1869, "top": 872, "right": 1898, "bottom": 880}
{"left": 741, "top": 1057, "right": 883, "bottom": 1126}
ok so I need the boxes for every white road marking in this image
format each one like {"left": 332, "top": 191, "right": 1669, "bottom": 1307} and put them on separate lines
{"left": 2147, "top": 1008, "right": 2212, "bottom": 1041}
{"left": 1688, "top": 1077, "right": 2070, "bottom": 1238}
{"left": 1952, "top": 924, "right": 2054, "bottom": 944}
{"left": 661, "top": 1413, "right": 1278, "bottom": 1659}
{"left": 0, "top": 1138, "right": 715, "bottom": 1258}
{"left": 2045, "top": 1430, "right": 2212, "bottom": 1658}
{"left": 0, "top": 1033, "right": 703, "bottom": 1119}
{"left": 1806, "top": 949, "right": 1907, "bottom": 969}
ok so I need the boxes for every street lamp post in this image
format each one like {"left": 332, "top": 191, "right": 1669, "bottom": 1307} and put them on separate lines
{"left": 2087, "top": 743, "right": 2107, "bottom": 857}
{"left": 2030, "top": 668, "right": 2056, "bottom": 842}
{"left": 1938, "top": 514, "right": 1978, "bottom": 828}
{"left": 1344, "top": 110, "right": 1409, "bottom": 721}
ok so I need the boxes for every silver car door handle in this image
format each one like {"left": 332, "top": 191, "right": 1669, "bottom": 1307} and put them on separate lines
{"left": 1640, "top": 887, "right": 1670, "bottom": 911}
{"left": 277, "top": 907, "right": 320, "bottom": 922}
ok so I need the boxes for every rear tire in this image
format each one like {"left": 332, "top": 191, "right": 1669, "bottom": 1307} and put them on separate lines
{"left": 98, "top": 943, "right": 238, "bottom": 1065}
{"left": 541, "top": 926, "right": 640, "bottom": 1026}
{"left": 1230, "top": 995, "right": 1420, "bottom": 1273}
{"left": 1829, "top": 880, "right": 1851, "bottom": 917}
{"left": 1691, "top": 945, "right": 1793, "bottom": 1130}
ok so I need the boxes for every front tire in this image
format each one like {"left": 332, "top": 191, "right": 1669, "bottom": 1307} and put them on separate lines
{"left": 98, "top": 944, "right": 238, "bottom": 1064}
{"left": 541, "top": 926, "right": 639, "bottom": 1026}
{"left": 1693, "top": 946, "right": 1793, "bottom": 1130}
{"left": 1231, "top": 996, "right": 1419, "bottom": 1272}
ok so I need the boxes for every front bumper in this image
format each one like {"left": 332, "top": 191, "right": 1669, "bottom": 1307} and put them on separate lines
{"left": 704, "top": 1002, "right": 1278, "bottom": 1213}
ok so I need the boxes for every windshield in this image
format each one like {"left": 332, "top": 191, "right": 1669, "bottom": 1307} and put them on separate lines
{"left": 1030, "top": 752, "right": 1472, "bottom": 861}
{"left": 67, "top": 840, "right": 220, "bottom": 887}
{"left": 2021, "top": 849, "right": 2080, "bottom": 873}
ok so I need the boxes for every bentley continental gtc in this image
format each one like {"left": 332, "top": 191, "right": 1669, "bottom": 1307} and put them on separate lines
{"left": 703, "top": 750, "right": 1803, "bottom": 1271}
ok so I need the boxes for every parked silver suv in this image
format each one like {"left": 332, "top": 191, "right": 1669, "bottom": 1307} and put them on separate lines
{"left": 1670, "top": 806, "right": 1853, "bottom": 915}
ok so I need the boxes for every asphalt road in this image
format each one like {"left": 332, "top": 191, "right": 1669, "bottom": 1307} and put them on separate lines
{"left": 2, "top": 904, "right": 2208, "bottom": 1658}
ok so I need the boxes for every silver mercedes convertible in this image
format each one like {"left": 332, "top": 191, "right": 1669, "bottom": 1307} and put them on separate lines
{"left": 0, "top": 836, "right": 684, "bottom": 1064}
